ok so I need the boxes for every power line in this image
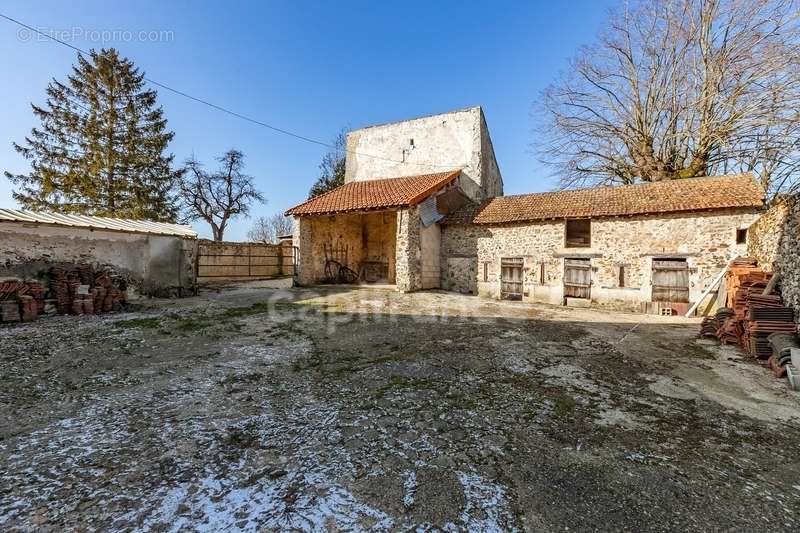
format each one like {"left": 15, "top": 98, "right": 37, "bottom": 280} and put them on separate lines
{"left": 0, "top": 12, "right": 463, "bottom": 169}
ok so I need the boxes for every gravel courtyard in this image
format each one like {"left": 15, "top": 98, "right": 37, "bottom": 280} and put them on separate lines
{"left": 2, "top": 285, "right": 800, "bottom": 531}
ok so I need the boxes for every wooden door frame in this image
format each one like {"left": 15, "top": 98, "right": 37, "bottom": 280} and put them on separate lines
{"left": 651, "top": 257, "right": 690, "bottom": 303}
{"left": 500, "top": 257, "right": 524, "bottom": 300}
{"left": 563, "top": 257, "right": 592, "bottom": 300}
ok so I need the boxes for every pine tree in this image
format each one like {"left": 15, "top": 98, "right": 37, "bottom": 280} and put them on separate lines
{"left": 5, "top": 48, "right": 181, "bottom": 221}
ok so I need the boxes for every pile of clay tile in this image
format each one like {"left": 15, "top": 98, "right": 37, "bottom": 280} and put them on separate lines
{"left": 700, "top": 256, "right": 798, "bottom": 381}
{"left": 0, "top": 263, "right": 127, "bottom": 324}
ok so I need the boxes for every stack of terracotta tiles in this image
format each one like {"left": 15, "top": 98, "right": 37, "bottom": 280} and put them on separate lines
{"left": 701, "top": 257, "right": 798, "bottom": 379}
{"left": 0, "top": 264, "right": 127, "bottom": 324}
{"left": 0, "top": 281, "right": 44, "bottom": 322}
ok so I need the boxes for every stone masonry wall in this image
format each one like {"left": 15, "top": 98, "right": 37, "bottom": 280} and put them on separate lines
{"left": 748, "top": 196, "right": 800, "bottom": 319}
{"left": 747, "top": 198, "right": 792, "bottom": 271}
{"left": 440, "top": 223, "right": 486, "bottom": 295}
{"left": 395, "top": 207, "right": 422, "bottom": 292}
{"left": 442, "top": 208, "right": 761, "bottom": 310}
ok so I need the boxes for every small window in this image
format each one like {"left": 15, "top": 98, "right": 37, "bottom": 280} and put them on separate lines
{"left": 565, "top": 219, "right": 591, "bottom": 248}
{"left": 482, "top": 261, "right": 489, "bottom": 282}
{"left": 618, "top": 265, "right": 625, "bottom": 288}
{"left": 736, "top": 228, "right": 747, "bottom": 245}
{"left": 539, "top": 262, "right": 545, "bottom": 284}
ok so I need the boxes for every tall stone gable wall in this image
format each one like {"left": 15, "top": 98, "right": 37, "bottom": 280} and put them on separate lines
{"left": 344, "top": 107, "right": 503, "bottom": 202}
{"left": 747, "top": 196, "right": 800, "bottom": 318}
{"left": 442, "top": 208, "right": 760, "bottom": 310}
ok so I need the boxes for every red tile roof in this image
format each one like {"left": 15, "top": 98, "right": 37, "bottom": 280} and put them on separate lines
{"left": 286, "top": 170, "right": 461, "bottom": 216}
{"left": 469, "top": 174, "right": 764, "bottom": 225}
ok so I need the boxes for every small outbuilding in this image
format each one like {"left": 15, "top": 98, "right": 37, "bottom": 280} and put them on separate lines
{"left": 0, "top": 209, "right": 198, "bottom": 296}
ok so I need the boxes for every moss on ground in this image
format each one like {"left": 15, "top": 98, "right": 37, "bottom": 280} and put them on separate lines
{"left": 114, "top": 317, "right": 161, "bottom": 329}
{"left": 553, "top": 393, "right": 577, "bottom": 418}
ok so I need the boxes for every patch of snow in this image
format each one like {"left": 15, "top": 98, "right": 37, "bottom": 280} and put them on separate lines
{"left": 403, "top": 470, "right": 417, "bottom": 508}
{"left": 456, "top": 471, "right": 518, "bottom": 532}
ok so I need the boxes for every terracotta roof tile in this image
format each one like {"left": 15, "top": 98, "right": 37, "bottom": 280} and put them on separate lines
{"left": 285, "top": 170, "right": 460, "bottom": 216}
{"left": 471, "top": 174, "right": 764, "bottom": 225}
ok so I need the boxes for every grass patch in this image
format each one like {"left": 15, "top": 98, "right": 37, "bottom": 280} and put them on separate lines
{"left": 375, "top": 375, "right": 436, "bottom": 398}
{"left": 553, "top": 393, "right": 577, "bottom": 418}
{"left": 114, "top": 317, "right": 161, "bottom": 329}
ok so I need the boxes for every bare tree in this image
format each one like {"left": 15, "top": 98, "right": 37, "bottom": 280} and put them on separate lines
{"left": 308, "top": 128, "right": 348, "bottom": 198}
{"left": 180, "top": 150, "right": 264, "bottom": 241}
{"left": 247, "top": 213, "right": 293, "bottom": 244}
{"left": 536, "top": 0, "right": 800, "bottom": 198}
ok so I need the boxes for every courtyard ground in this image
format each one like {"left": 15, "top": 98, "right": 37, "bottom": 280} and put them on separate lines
{"left": 1, "top": 285, "right": 800, "bottom": 531}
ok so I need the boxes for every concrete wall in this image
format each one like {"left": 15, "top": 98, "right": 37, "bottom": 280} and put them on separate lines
{"left": 748, "top": 195, "right": 800, "bottom": 319}
{"left": 0, "top": 222, "right": 196, "bottom": 296}
{"left": 442, "top": 208, "right": 760, "bottom": 311}
{"left": 344, "top": 107, "right": 503, "bottom": 202}
{"left": 294, "top": 211, "right": 397, "bottom": 286}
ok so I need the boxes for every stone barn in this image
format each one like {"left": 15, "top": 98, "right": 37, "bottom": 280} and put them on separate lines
{"left": 441, "top": 174, "right": 764, "bottom": 312}
{"left": 287, "top": 107, "right": 766, "bottom": 313}
{"left": 287, "top": 107, "right": 503, "bottom": 291}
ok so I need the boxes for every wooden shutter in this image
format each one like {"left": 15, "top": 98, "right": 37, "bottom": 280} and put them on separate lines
{"left": 652, "top": 259, "right": 690, "bottom": 303}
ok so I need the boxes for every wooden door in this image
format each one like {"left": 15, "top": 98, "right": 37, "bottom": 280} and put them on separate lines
{"left": 564, "top": 258, "right": 591, "bottom": 299}
{"left": 500, "top": 257, "right": 523, "bottom": 300}
{"left": 652, "top": 259, "right": 690, "bottom": 303}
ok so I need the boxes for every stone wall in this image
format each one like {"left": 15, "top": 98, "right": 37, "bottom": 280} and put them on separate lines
{"left": 395, "top": 207, "right": 422, "bottom": 292}
{"left": 440, "top": 223, "right": 487, "bottom": 294}
{"left": 442, "top": 208, "right": 760, "bottom": 311}
{"left": 294, "top": 211, "right": 397, "bottom": 286}
{"left": 747, "top": 197, "right": 793, "bottom": 271}
{"left": 344, "top": 107, "right": 503, "bottom": 202}
{"left": 0, "top": 222, "right": 197, "bottom": 296}
{"left": 747, "top": 196, "right": 800, "bottom": 318}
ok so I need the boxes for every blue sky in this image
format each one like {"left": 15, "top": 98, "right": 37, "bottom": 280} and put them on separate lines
{"left": 0, "top": 0, "right": 615, "bottom": 240}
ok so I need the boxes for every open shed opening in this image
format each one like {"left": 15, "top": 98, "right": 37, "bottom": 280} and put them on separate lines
{"left": 303, "top": 210, "right": 397, "bottom": 285}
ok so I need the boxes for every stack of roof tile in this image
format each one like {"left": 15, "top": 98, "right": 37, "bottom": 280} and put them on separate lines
{"left": 766, "top": 333, "right": 799, "bottom": 377}
{"left": 0, "top": 264, "right": 128, "bottom": 325}
{"left": 700, "top": 257, "right": 798, "bottom": 380}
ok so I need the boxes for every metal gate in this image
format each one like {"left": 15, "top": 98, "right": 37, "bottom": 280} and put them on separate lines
{"left": 564, "top": 258, "right": 591, "bottom": 299}
{"left": 652, "top": 258, "right": 690, "bottom": 303}
{"left": 500, "top": 257, "right": 523, "bottom": 300}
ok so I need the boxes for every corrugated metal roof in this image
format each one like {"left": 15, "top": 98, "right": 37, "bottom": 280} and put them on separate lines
{"left": 0, "top": 209, "right": 197, "bottom": 237}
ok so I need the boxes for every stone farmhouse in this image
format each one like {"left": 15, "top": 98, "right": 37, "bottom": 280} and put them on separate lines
{"left": 287, "top": 107, "right": 765, "bottom": 312}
